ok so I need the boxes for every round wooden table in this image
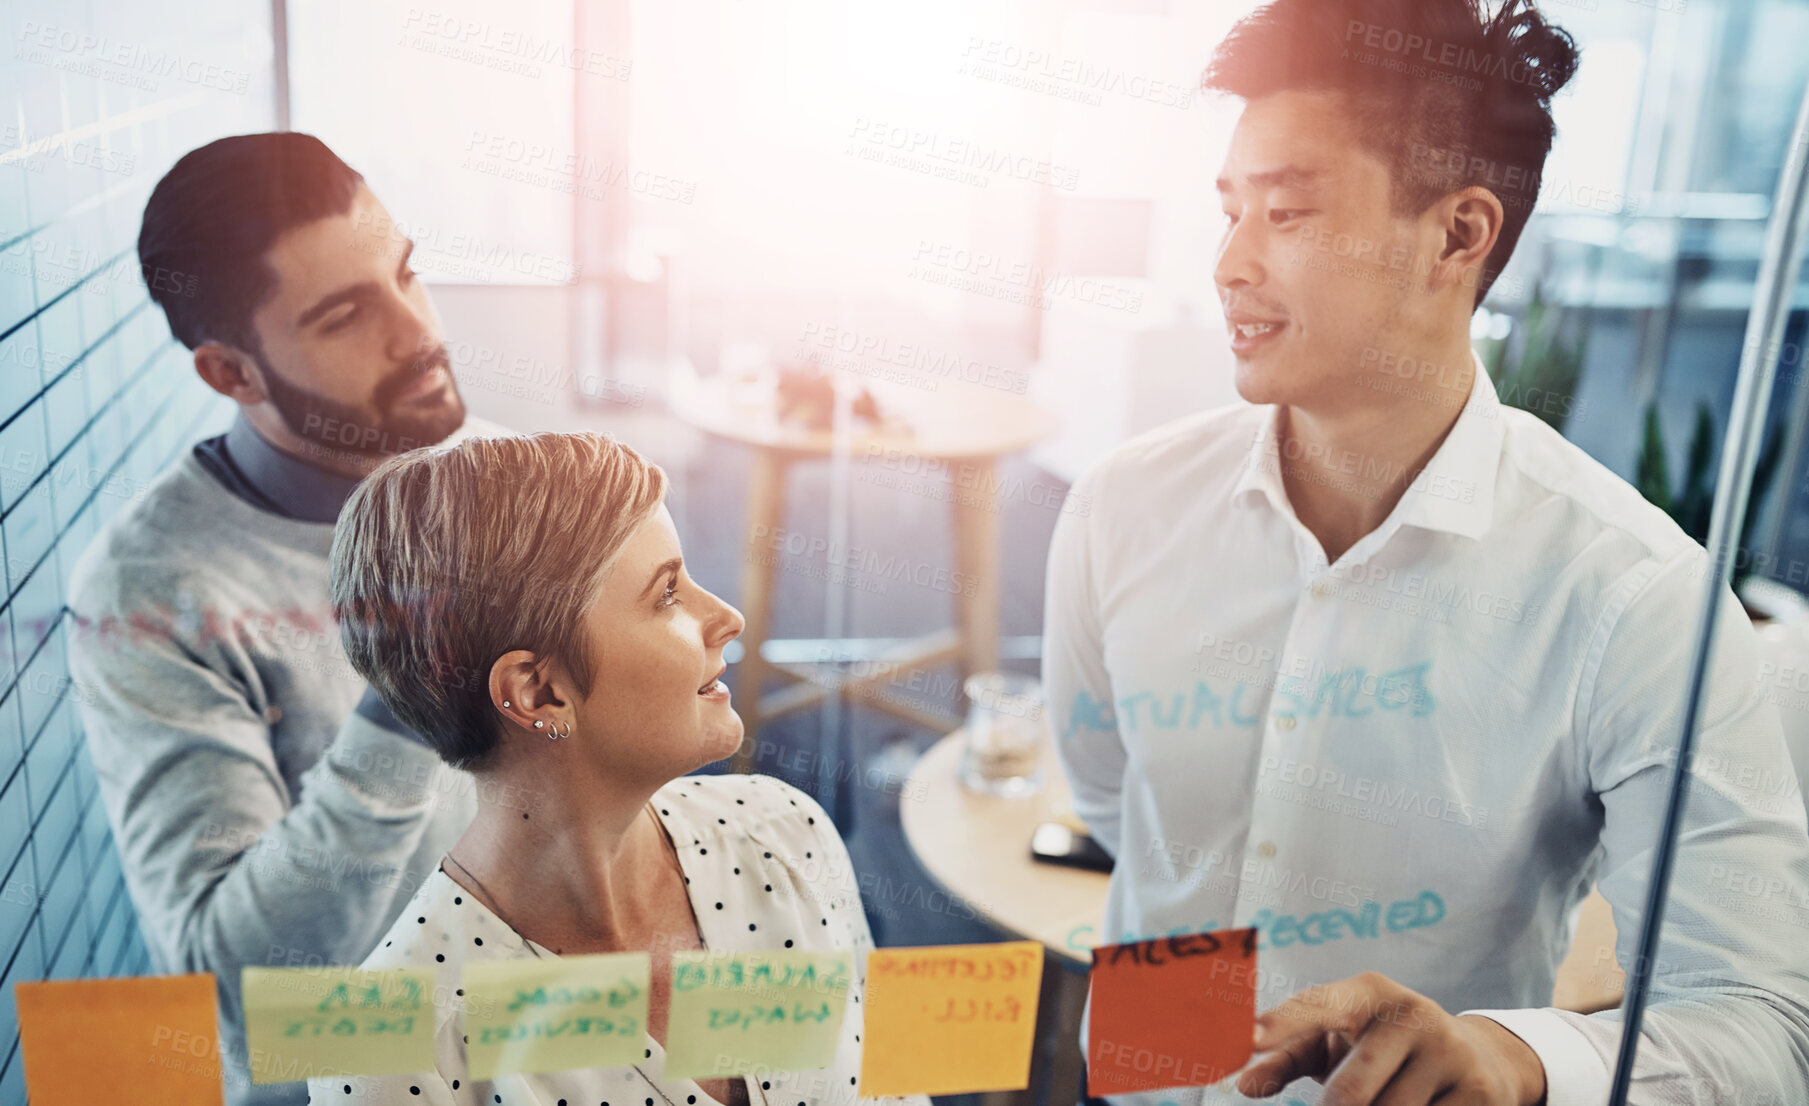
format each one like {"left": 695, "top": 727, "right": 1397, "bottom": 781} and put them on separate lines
{"left": 670, "top": 371, "right": 1057, "bottom": 766}
{"left": 900, "top": 730, "right": 1108, "bottom": 966}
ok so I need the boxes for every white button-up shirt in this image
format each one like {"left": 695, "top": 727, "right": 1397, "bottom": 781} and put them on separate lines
{"left": 1043, "top": 351, "right": 1809, "bottom": 1106}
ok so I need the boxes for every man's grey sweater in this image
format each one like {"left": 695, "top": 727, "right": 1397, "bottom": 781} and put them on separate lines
{"left": 64, "top": 414, "right": 507, "bottom": 1104}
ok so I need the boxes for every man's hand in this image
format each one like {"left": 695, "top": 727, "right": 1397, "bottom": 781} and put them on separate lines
{"left": 1235, "top": 971, "right": 1547, "bottom": 1106}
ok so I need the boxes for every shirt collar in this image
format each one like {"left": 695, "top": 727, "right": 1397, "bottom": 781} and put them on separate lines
{"left": 1230, "top": 347, "right": 1504, "bottom": 542}
{"left": 224, "top": 411, "right": 364, "bottom": 525}
{"left": 1229, "top": 402, "right": 1289, "bottom": 512}
{"left": 1392, "top": 348, "right": 1504, "bottom": 540}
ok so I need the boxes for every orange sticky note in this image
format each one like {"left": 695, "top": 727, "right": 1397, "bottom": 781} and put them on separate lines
{"left": 858, "top": 941, "right": 1044, "bottom": 1097}
{"left": 1087, "top": 927, "right": 1257, "bottom": 1096}
{"left": 16, "top": 972, "right": 223, "bottom": 1106}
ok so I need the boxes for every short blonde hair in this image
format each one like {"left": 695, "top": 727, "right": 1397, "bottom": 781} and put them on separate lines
{"left": 329, "top": 431, "right": 668, "bottom": 768}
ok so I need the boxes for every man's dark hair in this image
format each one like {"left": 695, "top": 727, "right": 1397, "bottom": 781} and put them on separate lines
{"left": 1203, "top": 0, "right": 1579, "bottom": 307}
{"left": 138, "top": 132, "right": 364, "bottom": 351}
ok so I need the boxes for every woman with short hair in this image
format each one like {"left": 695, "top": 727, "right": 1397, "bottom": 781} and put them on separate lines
{"left": 308, "top": 431, "right": 921, "bottom": 1106}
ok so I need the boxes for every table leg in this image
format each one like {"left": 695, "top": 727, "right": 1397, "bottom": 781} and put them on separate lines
{"left": 731, "top": 449, "right": 785, "bottom": 773}
{"left": 1042, "top": 963, "right": 1089, "bottom": 1106}
{"left": 951, "top": 455, "right": 1002, "bottom": 680}
{"left": 1003, "top": 956, "right": 1088, "bottom": 1106}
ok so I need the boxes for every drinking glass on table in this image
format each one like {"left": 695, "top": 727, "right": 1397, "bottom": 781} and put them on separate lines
{"left": 959, "top": 671, "right": 1045, "bottom": 797}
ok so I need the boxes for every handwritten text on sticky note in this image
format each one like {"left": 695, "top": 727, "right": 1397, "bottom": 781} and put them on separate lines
{"left": 662, "top": 950, "right": 851, "bottom": 1080}
{"left": 241, "top": 966, "right": 438, "bottom": 1083}
{"left": 859, "top": 941, "right": 1044, "bottom": 1097}
{"left": 462, "top": 953, "right": 650, "bottom": 1079}
{"left": 1087, "top": 927, "right": 1258, "bottom": 1096}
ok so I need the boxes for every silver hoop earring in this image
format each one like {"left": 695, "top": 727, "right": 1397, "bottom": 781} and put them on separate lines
{"left": 557, "top": 720, "right": 575, "bottom": 740}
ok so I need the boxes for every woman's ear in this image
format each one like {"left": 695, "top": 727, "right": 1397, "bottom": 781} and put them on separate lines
{"left": 489, "top": 649, "right": 553, "bottom": 731}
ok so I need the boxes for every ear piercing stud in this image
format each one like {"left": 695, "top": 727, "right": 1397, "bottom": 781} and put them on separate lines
{"left": 528, "top": 715, "right": 571, "bottom": 739}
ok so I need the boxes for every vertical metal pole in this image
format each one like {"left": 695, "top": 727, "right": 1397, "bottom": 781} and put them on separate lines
{"left": 1606, "top": 76, "right": 1809, "bottom": 1106}
{"left": 270, "top": 0, "right": 290, "bottom": 130}
{"left": 820, "top": 294, "right": 856, "bottom": 829}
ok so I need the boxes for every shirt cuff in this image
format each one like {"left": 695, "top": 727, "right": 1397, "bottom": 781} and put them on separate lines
{"left": 355, "top": 684, "right": 432, "bottom": 746}
{"left": 1459, "top": 1007, "right": 1608, "bottom": 1106}
{"left": 327, "top": 703, "right": 450, "bottom": 808}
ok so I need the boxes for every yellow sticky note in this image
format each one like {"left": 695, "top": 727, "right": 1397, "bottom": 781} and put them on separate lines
{"left": 662, "top": 950, "right": 851, "bottom": 1081}
{"left": 17, "top": 972, "right": 223, "bottom": 1106}
{"left": 462, "top": 953, "right": 650, "bottom": 1079}
{"left": 858, "top": 941, "right": 1044, "bottom": 1096}
{"left": 241, "top": 966, "right": 438, "bottom": 1083}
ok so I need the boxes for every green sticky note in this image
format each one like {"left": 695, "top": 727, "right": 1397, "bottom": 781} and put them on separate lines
{"left": 462, "top": 953, "right": 650, "bottom": 1080}
{"left": 662, "top": 950, "right": 851, "bottom": 1081}
{"left": 241, "top": 966, "right": 438, "bottom": 1083}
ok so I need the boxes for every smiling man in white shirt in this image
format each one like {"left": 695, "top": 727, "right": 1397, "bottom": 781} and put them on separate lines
{"left": 1043, "top": 1, "right": 1809, "bottom": 1105}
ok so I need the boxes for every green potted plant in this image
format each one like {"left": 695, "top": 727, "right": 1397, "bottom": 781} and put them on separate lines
{"left": 1634, "top": 398, "right": 1785, "bottom": 610}
{"left": 1486, "top": 282, "right": 1589, "bottom": 437}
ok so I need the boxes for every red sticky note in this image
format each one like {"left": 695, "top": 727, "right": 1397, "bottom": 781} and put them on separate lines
{"left": 16, "top": 972, "right": 224, "bottom": 1106}
{"left": 1087, "top": 927, "right": 1257, "bottom": 1096}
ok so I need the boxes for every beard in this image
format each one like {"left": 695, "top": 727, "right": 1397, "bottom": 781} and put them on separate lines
{"left": 255, "top": 341, "right": 467, "bottom": 461}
